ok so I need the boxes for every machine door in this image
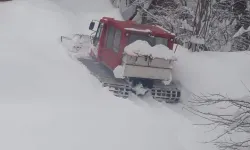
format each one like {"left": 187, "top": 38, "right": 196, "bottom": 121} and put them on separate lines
{"left": 100, "top": 25, "right": 122, "bottom": 69}
{"left": 91, "top": 22, "right": 104, "bottom": 57}
{"left": 93, "top": 22, "right": 104, "bottom": 46}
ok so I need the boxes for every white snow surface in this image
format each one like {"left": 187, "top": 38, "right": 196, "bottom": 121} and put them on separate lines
{"left": 233, "top": 26, "right": 250, "bottom": 38}
{"left": 124, "top": 40, "right": 177, "bottom": 60}
{"left": 0, "top": 1, "right": 215, "bottom": 150}
{"left": 113, "top": 65, "right": 125, "bottom": 79}
{"left": 173, "top": 45, "right": 250, "bottom": 99}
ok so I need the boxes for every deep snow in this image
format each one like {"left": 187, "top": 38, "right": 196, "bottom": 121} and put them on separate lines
{"left": 1, "top": 0, "right": 249, "bottom": 149}
{"left": 0, "top": 1, "right": 215, "bottom": 150}
{"left": 173, "top": 45, "right": 250, "bottom": 100}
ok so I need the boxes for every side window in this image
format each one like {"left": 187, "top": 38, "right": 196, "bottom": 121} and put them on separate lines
{"left": 93, "top": 23, "right": 104, "bottom": 46}
{"left": 96, "top": 23, "right": 104, "bottom": 38}
{"left": 106, "top": 26, "right": 115, "bottom": 49}
{"left": 113, "top": 29, "right": 121, "bottom": 52}
{"left": 155, "top": 37, "right": 168, "bottom": 47}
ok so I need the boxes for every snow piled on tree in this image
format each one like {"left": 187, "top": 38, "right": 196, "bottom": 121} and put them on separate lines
{"left": 190, "top": 36, "right": 205, "bottom": 44}
{"left": 233, "top": 26, "right": 250, "bottom": 38}
{"left": 124, "top": 40, "right": 177, "bottom": 60}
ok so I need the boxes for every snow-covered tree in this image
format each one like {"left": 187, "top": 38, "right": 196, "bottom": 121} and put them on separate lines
{"left": 128, "top": 0, "right": 250, "bottom": 51}
{"left": 231, "top": 0, "right": 250, "bottom": 51}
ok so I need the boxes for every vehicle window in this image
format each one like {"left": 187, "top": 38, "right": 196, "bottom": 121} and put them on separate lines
{"left": 128, "top": 34, "right": 168, "bottom": 47}
{"left": 96, "top": 23, "right": 103, "bottom": 39}
{"left": 93, "top": 23, "right": 104, "bottom": 46}
{"left": 155, "top": 37, "right": 168, "bottom": 46}
{"left": 128, "top": 34, "right": 154, "bottom": 46}
{"left": 106, "top": 26, "right": 115, "bottom": 49}
{"left": 113, "top": 29, "right": 122, "bottom": 52}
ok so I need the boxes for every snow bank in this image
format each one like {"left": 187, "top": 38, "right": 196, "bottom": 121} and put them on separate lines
{"left": 173, "top": 45, "right": 250, "bottom": 99}
{"left": 172, "top": 46, "right": 250, "bottom": 148}
{"left": 124, "top": 40, "right": 177, "bottom": 60}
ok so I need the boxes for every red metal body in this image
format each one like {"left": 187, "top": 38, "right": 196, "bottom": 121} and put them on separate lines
{"left": 90, "top": 17, "right": 175, "bottom": 70}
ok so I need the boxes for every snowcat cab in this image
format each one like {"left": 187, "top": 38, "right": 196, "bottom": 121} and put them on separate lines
{"left": 85, "top": 17, "right": 180, "bottom": 102}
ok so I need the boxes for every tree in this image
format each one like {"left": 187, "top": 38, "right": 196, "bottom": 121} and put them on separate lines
{"left": 231, "top": 0, "right": 250, "bottom": 51}
{"left": 185, "top": 92, "right": 250, "bottom": 150}
{"left": 112, "top": 0, "right": 250, "bottom": 51}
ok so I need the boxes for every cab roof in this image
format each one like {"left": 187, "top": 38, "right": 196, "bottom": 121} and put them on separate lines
{"left": 100, "top": 17, "right": 175, "bottom": 37}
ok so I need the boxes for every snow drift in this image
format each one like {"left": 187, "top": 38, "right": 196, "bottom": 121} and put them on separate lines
{"left": 173, "top": 45, "right": 250, "bottom": 99}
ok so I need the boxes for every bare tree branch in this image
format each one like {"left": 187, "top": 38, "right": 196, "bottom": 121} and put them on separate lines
{"left": 185, "top": 91, "right": 250, "bottom": 150}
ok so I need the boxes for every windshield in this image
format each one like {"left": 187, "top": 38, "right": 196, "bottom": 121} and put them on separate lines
{"left": 128, "top": 34, "right": 168, "bottom": 47}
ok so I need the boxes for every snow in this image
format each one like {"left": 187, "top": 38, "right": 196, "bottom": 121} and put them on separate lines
{"left": 132, "top": 83, "right": 149, "bottom": 95}
{"left": 0, "top": 1, "right": 215, "bottom": 150}
{"left": 113, "top": 65, "right": 125, "bottom": 79}
{"left": 190, "top": 36, "right": 205, "bottom": 44}
{"left": 180, "top": 20, "right": 193, "bottom": 31}
{"left": 125, "top": 28, "right": 151, "bottom": 33}
{"left": 2, "top": 0, "right": 249, "bottom": 150}
{"left": 124, "top": 40, "right": 177, "bottom": 60}
{"left": 154, "top": 25, "right": 175, "bottom": 35}
{"left": 163, "top": 73, "right": 172, "bottom": 85}
{"left": 233, "top": 26, "right": 250, "bottom": 38}
{"left": 173, "top": 45, "right": 250, "bottom": 99}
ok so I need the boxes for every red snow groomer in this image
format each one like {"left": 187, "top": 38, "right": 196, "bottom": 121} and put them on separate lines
{"left": 61, "top": 17, "right": 181, "bottom": 103}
